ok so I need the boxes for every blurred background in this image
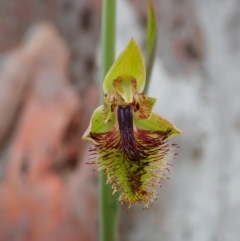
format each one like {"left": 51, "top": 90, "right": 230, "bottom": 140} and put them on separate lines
{"left": 0, "top": 0, "right": 240, "bottom": 241}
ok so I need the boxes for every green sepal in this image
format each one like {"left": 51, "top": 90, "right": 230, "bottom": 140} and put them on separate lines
{"left": 82, "top": 105, "right": 115, "bottom": 142}
{"left": 134, "top": 111, "right": 181, "bottom": 137}
{"left": 103, "top": 38, "right": 146, "bottom": 94}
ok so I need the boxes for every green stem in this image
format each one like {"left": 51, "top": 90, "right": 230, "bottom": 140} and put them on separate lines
{"left": 100, "top": 1, "right": 119, "bottom": 241}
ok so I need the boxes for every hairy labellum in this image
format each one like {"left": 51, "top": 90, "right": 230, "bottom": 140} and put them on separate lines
{"left": 89, "top": 116, "right": 177, "bottom": 208}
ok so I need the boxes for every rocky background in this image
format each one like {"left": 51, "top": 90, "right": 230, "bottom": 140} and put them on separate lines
{"left": 0, "top": 0, "right": 240, "bottom": 241}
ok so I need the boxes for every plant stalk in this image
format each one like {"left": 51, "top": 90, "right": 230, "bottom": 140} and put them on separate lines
{"left": 100, "top": 1, "right": 119, "bottom": 241}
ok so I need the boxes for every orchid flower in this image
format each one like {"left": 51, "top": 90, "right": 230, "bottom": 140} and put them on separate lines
{"left": 82, "top": 38, "right": 181, "bottom": 209}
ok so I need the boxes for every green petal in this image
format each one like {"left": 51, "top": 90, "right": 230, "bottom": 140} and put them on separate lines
{"left": 137, "top": 94, "right": 156, "bottom": 120}
{"left": 134, "top": 111, "right": 182, "bottom": 137}
{"left": 82, "top": 105, "right": 115, "bottom": 142}
{"left": 102, "top": 102, "right": 112, "bottom": 122}
{"left": 103, "top": 38, "right": 146, "bottom": 94}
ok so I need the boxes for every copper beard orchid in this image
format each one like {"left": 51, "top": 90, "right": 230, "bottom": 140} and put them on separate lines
{"left": 82, "top": 39, "right": 181, "bottom": 208}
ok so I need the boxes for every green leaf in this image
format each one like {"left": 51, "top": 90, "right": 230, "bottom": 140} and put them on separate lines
{"left": 134, "top": 111, "right": 182, "bottom": 137}
{"left": 145, "top": 0, "right": 157, "bottom": 94}
{"left": 82, "top": 105, "right": 115, "bottom": 142}
{"left": 103, "top": 38, "right": 146, "bottom": 94}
